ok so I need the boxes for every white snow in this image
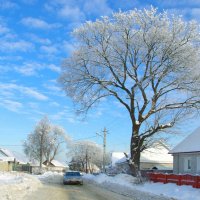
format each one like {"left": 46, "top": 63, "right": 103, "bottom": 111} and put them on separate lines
{"left": 169, "top": 126, "right": 200, "bottom": 153}
{"left": 36, "top": 171, "right": 64, "bottom": 184}
{"left": 0, "top": 171, "right": 41, "bottom": 200}
{"left": 84, "top": 173, "right": 200, "bottom": 200}
{"left": 1, "top": 171, "right": 200, "bottom": 200}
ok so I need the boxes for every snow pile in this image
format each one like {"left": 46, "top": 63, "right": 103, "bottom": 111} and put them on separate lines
{"left": 84, "top": 173, "right": 138, "bottom": 187}
{"left": 0, "top": 172, "right": 41, "bottom": 200}
{"left": 136, "top": 182, "right": 200, "bottom": 200}
{"left": 84, "top": 173, "right": 200, "bottom": 200}
{"left": 37, "top": 171, "right": 64, "bottom": 184}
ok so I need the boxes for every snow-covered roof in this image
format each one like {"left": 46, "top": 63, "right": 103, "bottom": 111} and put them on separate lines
{"left": 111, "top": 152, "right": 126, "bottom": 167}
{"left": 169, "top": 127, "right": 200, "bottom": 154}
{"left": 0, "top": 148, "right": 28, "bottom": 164}
{"left": 116, "top": 143, "right": 173, "bottom": 164}
{"left": 140, "top": 145, "right": 172, "bottom": 163}
{"left": 0, "top": 157, "right": 15, "bottom": 162}
{"left": 50, "top": 160, "right": 68, "bottom": 167}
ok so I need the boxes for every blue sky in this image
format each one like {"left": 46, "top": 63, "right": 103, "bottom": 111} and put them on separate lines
{"left": 0, "top": 0, "right": 200, "bottom": 158}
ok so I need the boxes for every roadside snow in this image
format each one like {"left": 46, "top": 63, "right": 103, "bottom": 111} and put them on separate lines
{"left": 1, "top": 171, "right": 199, "bottom": 200}
{"left": 0, "top": 172, "right": 41, "bottom": 200}
{"left": 84, "top": 173, "right": 200, "bottom": 200}
{"left": 36, "top": 171, "right": 64, "bottom": 184}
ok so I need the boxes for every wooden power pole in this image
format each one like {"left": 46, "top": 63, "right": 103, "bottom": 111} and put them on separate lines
{"left": 97, "top": 127, "right": 108, "bottom": 173}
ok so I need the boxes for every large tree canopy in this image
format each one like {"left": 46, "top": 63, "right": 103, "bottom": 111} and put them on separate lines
{"left": 59, "top": 8, "right": 200, "bottom": 176}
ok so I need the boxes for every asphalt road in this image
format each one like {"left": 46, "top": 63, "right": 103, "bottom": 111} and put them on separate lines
{"left": 24, "top": 183, "right": 135, "bottom": 200}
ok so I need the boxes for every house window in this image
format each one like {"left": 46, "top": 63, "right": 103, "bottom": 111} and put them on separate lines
{"left": 184, "top": 157, "right": 192, "bottom": 171}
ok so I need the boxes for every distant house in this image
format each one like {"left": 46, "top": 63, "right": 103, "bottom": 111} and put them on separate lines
{"left": 43, "top": 160, "right": 69, "bottom": 172}
{"left": 0, "top": 148, "right": 28, "bottom": 171}
{"left": 169, "top": 127, "right": 200, "bottom": 175}
{"left": 111, "top": 152, "right": 126, "bottom": 167}
{"left": 114, "top": 142, "right": 173, "bottom": 174}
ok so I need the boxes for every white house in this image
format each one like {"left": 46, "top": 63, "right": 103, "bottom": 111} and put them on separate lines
{"left": 169, "top": 127, "right": 200, "bottom": 175}
{"left": 113, "top": 142, "right": 173, "bottom": 173}
{"left": 0, "top": 148, "right": 28, "bottom": 171}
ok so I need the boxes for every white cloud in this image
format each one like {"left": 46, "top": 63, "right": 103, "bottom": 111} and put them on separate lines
{"left": 160, "top": 0, "right": 200, "bottom": 8}
{"left": 0, "top": 99, "right": 23, "bottom": 112}
{"left": 23, "top": 87, "right": 48, "bottom": 101}
{"left": 21, "top": 17, "right": 61, "bottom": 29}
{"left": 0, "top": 24, "right": 9, "bottom": 35}
{"left": 0, "top": 83, "right": 48, "bottom": 101}
{"left": 59, "top": 5, "right": 85, "bottom": 21}
{"left": 40, "top": 45, "right": 58, "bottom": 55}
{"left": 0, "top": 40, "right": 33, "bottom": 52}
{"left": 47, "top": 64, "right": 61, "bottom": 73}
{"left": 44, "top": 0, "right": 113, "bottom": 26}
{"left": 14, "top": 62, "right": 60, "bottom": 76}
{"left": 0, "top": 0, "right": 18, "bottom": 9}
{"left": 27, "top": 33, "right": 52, "bottom": 45}
{"left": 83, "top": 0, "right": 112, "bottom": 16}
{"left": 44, "top": 1, "right": 85, "bottom": 22}
{"left": 49, "top": 102, "right": 60, "bottom": 107}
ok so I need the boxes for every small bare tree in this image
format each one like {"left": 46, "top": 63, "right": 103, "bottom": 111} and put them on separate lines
{"left": 59, "top": 8, "right": 200, "bottom": 176}
{"left": 24, "top": 117, "right": 69, "bottom": 168}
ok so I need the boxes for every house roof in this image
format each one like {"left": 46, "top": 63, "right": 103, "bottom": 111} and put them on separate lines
{"left": 50, "top": 160, "right": 67, "bottom": 167}
{"left": 169, "top": 127, "right": 200, "bottom": 154}
{"left": 111, "top": 152, "right": 126, "bottom": 167}
{"left": 116, "top": 143, "right": 173, "bottom": 164}
{"left": 0, "top": 148, "right": 28, "bottom": 164}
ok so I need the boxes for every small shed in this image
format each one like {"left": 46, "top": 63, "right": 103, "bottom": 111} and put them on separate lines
{"left": 169, "top": 127, "right": 200, "bottom": 175}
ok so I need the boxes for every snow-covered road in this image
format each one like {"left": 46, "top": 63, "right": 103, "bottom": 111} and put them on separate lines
{"left": 24, "top": 183, "right": 136, "bottom": 200}
{"left": 1, "top": 172, "right": 200, "bottom": 200}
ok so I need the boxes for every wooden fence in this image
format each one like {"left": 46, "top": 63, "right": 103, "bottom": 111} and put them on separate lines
{"left": 148, "top": 173, "right": 200, "bottom": 188}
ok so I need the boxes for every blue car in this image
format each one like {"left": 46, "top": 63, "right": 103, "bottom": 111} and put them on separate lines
{"left": 63, "top": 171, "right": 83, "bottom": 185}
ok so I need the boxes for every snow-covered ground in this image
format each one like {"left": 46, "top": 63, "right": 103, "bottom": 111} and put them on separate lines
{"left": 1, "top": 171, "right": 200, "bottom": 200}
{"left": 83, "top": 173, "right": 200, "bottom": 200}
{"left": 0, "top": 171, "right": 41, "bottom": 200}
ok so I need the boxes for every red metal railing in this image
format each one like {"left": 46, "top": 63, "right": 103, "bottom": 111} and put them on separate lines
{"left": 148, "top": 173, "right": 200, "bottom": 188}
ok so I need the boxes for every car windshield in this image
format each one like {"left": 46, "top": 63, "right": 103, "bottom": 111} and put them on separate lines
{"left": 65, "top": 172, "right": 81, "bottom": 176}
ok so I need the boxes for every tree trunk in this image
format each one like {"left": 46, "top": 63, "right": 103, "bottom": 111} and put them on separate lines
{"left": 129, "top": 134, "right": 141, "bottom": 178}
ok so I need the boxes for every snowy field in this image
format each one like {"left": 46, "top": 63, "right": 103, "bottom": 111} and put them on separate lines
{"left": 1, "top": 172, "right": 200, "bottom": 200}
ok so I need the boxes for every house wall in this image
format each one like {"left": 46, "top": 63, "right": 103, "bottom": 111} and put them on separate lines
{"left": 31, "top": 166, "right": 67, "bottom": 174}
{"left": 0, "top": 161, "right": 13, "bottom": 171}
{"left": 140, "top": 162, "right": 173, "bottom": 170}
{"left": 115, "top": 161, "right": 172, "bottom": 174}
{"left": 173, "top": 153, "right": 200, "bottom": 175}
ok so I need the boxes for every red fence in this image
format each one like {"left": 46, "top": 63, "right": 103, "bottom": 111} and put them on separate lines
{"left": 148, "top": 173, "right": 200, "bottom": 188}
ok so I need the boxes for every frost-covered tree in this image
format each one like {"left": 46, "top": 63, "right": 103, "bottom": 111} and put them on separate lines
{"left": 59, "top": 8, "right": 200, "bottom": 176}
{"left": 24, "top": 117, "right": 69, "bottom": 168}
{"left": 68, "top": 141, "right": 110, "bottom": 172}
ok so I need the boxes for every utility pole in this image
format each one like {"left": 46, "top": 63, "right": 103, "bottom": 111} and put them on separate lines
{"left": 97, "top": 127, "right": 108, "bottom": 173}
{"left": 85, "top": 148, "right": 88, "bottom": 173}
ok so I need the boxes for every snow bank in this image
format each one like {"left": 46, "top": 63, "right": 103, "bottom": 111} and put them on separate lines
{"left": 0, "top": 172, "right": 41, "bottom": 200}
{"left": 36, "top": 171, "right": 64, "bottom": 184}
{"left": 84, "top": 173, "right": 200, "bottom": 200}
